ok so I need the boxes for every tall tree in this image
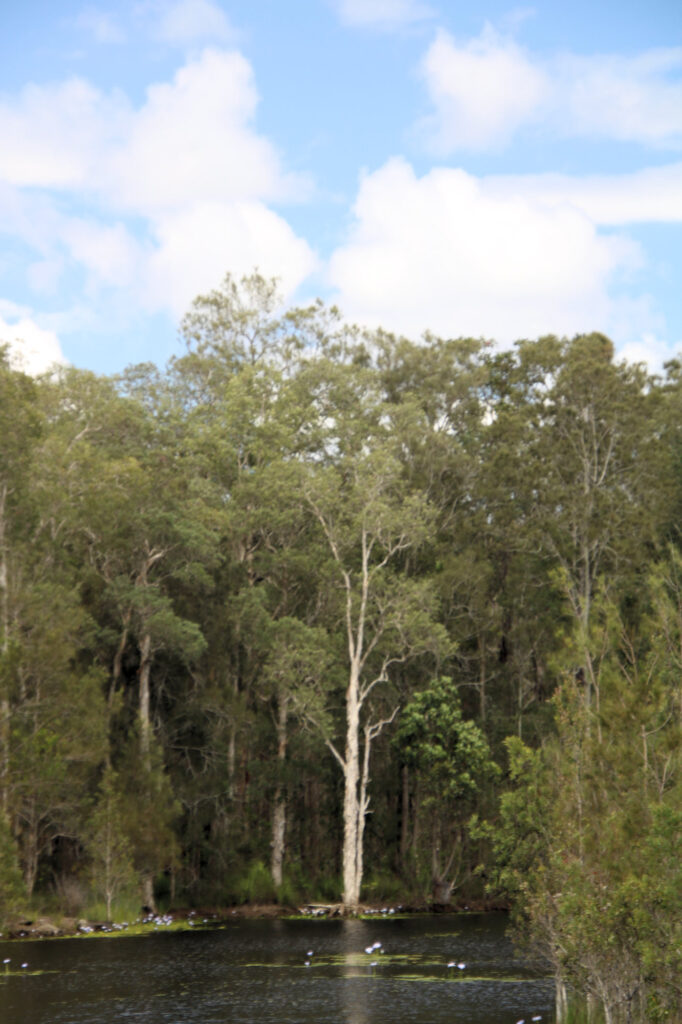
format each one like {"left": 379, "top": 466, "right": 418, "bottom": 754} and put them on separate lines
{"left": 299, "top": 356, "right": 450, "bottom": 910}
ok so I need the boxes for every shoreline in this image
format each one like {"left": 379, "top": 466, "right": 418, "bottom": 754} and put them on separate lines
{"left": 2, "top": 898, "right": 508, "bottom": 942}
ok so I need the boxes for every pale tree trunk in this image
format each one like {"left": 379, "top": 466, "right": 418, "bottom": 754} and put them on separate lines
{"left": 342, "top": 663, "right": 362, "bottom": 910}
{"left": 142, "top": 873, "right": 155, "bottom": 913}
{"left": 356, "top": 721, "right": 375, "bottom": 899}
{"left": 139, "top": 631, "right": 152, "bottom": 762}
{"left": 135, "top": 544, "right": 166, "bottom": 764}
{"left": 138, "top": 631, "right": 156, "bottom": 912}
{"left": 137, "top": 630, "right": 155, "bottom": 913}
{"left": 430, "top": 821, "right": 461, "bottom": 904}
{"left": 134, "top": 549, "right": 166, "bottom": 915}
{"left": 305, "top": 492, "right": 414, "bottom": 915}
{"left": 337, "top": 666, "right": 397, "bottom": 912}
{"left": 555, "top": 978, "right": 568, "bottom": 1023}
{"left": 270, "top": 694, "right": 288, "bottom": 890}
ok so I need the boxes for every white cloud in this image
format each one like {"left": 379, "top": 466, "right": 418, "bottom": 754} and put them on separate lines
{"left": 0, "top": 50, "right": 303, "bottom": 209}
{"left": 144, "top": 201, "right": 318, "bottom": 317}
{"left": 0, "top": 183, "right": 143, "bottom": 292}
{"left": 419, "top": 26, "right": 547, "bottom": 151}
{"left": 559, "top": 49, "right": 682, "bottom": 148}
{"left": 419, "top": 29, "right": 682, "bottom": 152}
{"left": 328, "top": 157, "right": 641, "bottom": 344}
{"left": 0, "top": 315, "right": 68, "bottom": 375}
{"left": 484, "top": 163, "right": 682, "bottom": 225}
{"left": 618, "top": 333, "right": 680, "bottom": 375}
{"left": 0, "top": 78, "right": 129, "bottom": 189}
{"left": 334, "top": 0, "right": 433, "bottom": 29}
{"left": 108, "top": 49, "right": 302, "bottom": 214}
{"left": 152, "top": 0, "right": 234, "bottom": 45}
{"left": 75, "top": 7, "right": 126, "bottom": 43}
{"left": 61, "top": 219, "right": 145, "bottom": 291}
{"left": 0, "top": 48, "right": 314, "bottom": 324}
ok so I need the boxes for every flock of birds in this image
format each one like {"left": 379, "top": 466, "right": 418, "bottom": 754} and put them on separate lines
{"left": 2, "top": 915, "right": 546, "bottom": 1024}
{"left": 300, "top": 943, "right": 545, "bottom": 1023}
{"left": 75, "top": 910, "right": 213, "bottom": 935}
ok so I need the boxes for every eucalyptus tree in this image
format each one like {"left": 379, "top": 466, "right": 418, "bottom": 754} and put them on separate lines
{"left": 0, "top": 363, "right": 117, "bottom": 893}
{"left": 0, "top": 350, "right": 42, "bottom": 814}
{"left": 293, "top": 352, "right": 451, "bottom": 911}
{"left": 533, "top": 337, "right": 661, "bottom": 689}
{"left": 167, "top": 274, "right": 343, "bottom": 891}
{"left": 28, "top": 363, "right": 219, "bottom": 906}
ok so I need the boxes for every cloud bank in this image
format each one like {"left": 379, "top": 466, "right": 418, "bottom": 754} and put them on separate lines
{"left": 0, "top": 47, "right": 316, "bottom": 331}
{"left": 328, "top": 158, "right": 658, "bottom": 345}
{"left": 420, "top": 27, "right": 682, "bottom": 152}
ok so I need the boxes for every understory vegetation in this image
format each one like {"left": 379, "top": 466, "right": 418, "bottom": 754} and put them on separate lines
{"left": 1, "top": 274, "right": 680, "bottom": 1021}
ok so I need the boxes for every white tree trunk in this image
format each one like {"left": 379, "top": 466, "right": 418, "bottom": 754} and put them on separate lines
{"left": 342, "top": 663, "right": 362, "bottom": 911}
{"left": 270, "top": 694, "right": 288, "bottom": 890}
{"left": 555, "top": 978, "right": 568, "bottom": 1022}
{"left": 139, "top": 632, "right": 152, "bottom": 762}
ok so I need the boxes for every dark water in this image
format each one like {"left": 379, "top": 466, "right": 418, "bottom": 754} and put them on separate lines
{"left": 0, "top": 913, "right": 554, "bottom": 1023}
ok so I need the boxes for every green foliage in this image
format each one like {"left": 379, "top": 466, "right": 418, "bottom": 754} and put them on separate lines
{"left": 484, "top": 574, "right": 682, "bottom": 1022}
{"left": 234, "top": 860, "right": 277, "bottom": 904}
{"left": 0, "top": 810, "right": 24, "bottom": 925}
{"left": 2, "top": 288, "right": 680, "bottom": 1024}
{"left": 116, "top": 734, "right": 180, "bottom": 886}
{"left": 396, "top": 677, "right": 498, "bottom": 808}
{"left": 86, "top": 766, "right": 137, "bottom": 920}
{"left": 474, "top": 735, "right": 549, "bottom": 906}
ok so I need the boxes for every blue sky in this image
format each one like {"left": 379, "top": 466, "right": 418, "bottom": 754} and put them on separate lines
{"left": 1, "top": 0, "right": 680, "bottom": 375}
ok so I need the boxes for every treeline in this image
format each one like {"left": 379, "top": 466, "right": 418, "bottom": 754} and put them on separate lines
{"left": 1, "top": 274, "right": 681, "bottom": 1020}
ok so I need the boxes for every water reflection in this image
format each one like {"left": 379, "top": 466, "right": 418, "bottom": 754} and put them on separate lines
{"left": 0, "top": 913, "right": 554, "bottom": 1024}
{"left": 340, "top": 919, "right": 372, "bottom": 1024}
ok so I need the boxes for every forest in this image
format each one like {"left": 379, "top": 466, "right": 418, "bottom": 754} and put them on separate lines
{"left": 0, "top": 273, "right": 681, "bottom": 1023}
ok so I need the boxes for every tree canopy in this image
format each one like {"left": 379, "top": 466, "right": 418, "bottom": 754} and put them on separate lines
{"left": 0, "top": 276, "right": 679, "bottom": 1023}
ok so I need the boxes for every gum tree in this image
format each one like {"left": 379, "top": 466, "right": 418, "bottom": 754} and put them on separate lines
{"left": 299, "top": 356, "right": 450, "bottom": 911}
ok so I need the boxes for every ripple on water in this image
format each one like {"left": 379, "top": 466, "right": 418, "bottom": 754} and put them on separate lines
{"left": 0, "top": 913, "right": 554, "bottom": 1024}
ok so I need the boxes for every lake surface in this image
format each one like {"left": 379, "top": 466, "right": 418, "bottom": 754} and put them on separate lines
{"left": 0, "top": 913, "right": 554, "bottom": 1023}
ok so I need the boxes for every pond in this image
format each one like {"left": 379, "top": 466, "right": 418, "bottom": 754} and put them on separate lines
{"left": 0, "top": 912, "right": 554, "bottom": 1023}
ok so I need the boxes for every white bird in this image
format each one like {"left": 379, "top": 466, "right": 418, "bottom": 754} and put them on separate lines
{"left": 307, "top": 950, "right": 314, "bottom": 957}
{"left": 365, "top": 945, "right": 373, "bottom": 954}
